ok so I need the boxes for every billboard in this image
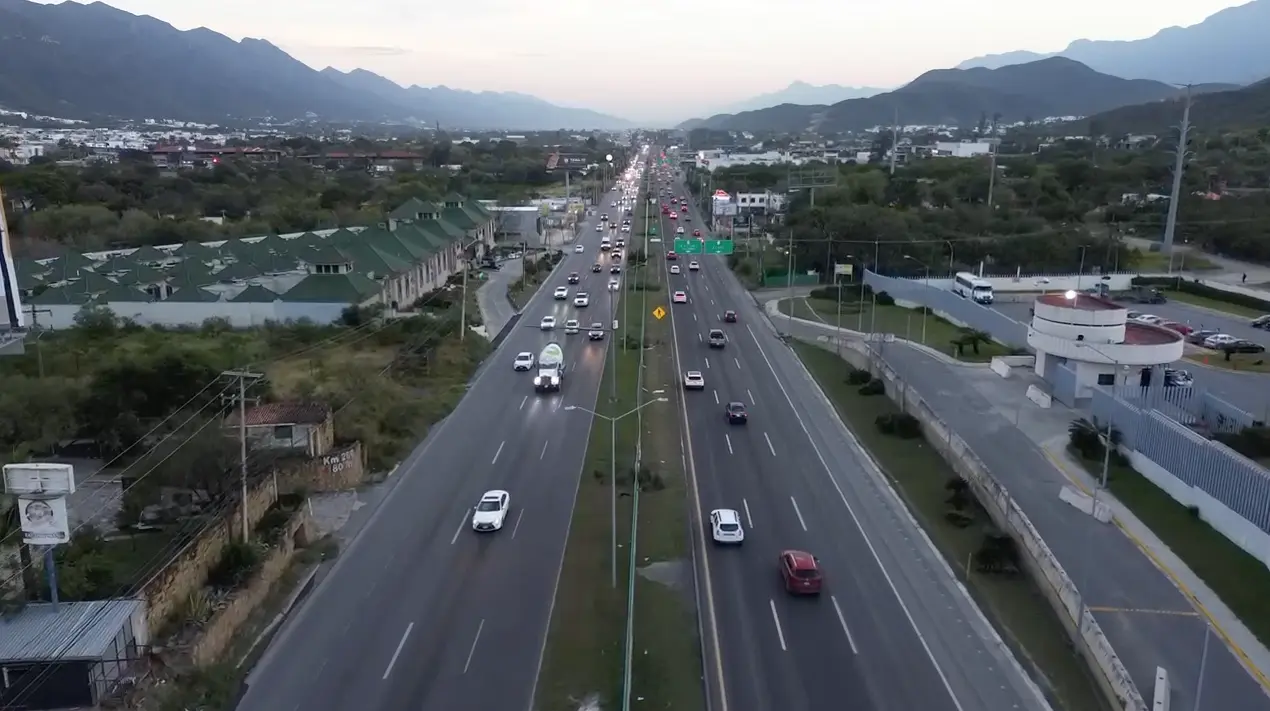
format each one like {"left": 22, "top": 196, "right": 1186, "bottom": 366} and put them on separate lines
{"left": 0, "top": 187, "right": 23, "bottom": 329}
{"left": 711, "top": 189, "right": 737, "bottom": 216}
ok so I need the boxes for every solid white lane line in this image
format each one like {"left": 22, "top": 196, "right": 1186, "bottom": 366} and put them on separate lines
{"left": 511, "top": 509, "right": 524, "bottom": 538}
{"left": 725, "top": 434, "right": 733, "bottom": 454}
{"left": 764, "top": 432, "right": 776, "bottom": 457}
{"left": 519, "top": 395, "right": 528, "bottom": 411}
{"left": 790, "top": 497, "right": 808, "bottom": 531}
{"left": 713, "top": 390, "right": 719, "bottom": 404}
{"left": 491, "top": 441, "right": 505, "bottom": 465}
{"left": 450, "top": 512, "right": 468, "bottom": 544}
{"left": 463, "top": 619, "right": 485, "bottom": 674}
{"left": 540, "top": 440, "right": 550, "bottom": 460}
{"left": 743, "top": 322, "right": 966, "bottom": 710}
{"left": 769, "top": 600, "right": 788, "bottom": 651}
{"left": 734, "top": 357, "right": 741, "bottom": 369}
{"left": 743, "top": 499, "right": 753, "bottom": 528}
{"left": 831, "top": 596, "right": 860, "bottom": 654}
{"left": 747, "top": 389, "right": 755, "bottom": 405}
{"left": 382, "top": 622, "right": 414, "bottom": 679}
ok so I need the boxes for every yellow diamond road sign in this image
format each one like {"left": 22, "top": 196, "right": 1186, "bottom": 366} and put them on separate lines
{"left": 652, "top": 306, "right": 667, "bottom": 320}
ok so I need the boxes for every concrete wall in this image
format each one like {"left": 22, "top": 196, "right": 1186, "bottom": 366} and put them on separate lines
{"left": 809, "top": 334, "right": 1147, "bottom": 711}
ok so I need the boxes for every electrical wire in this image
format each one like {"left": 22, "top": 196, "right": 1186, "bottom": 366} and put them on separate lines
{"left": 0, "top": 282, "right": 492, "bottom": 708}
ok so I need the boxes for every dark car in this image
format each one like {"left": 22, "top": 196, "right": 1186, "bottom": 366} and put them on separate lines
{"left": 1223, "top": 340, "right": 1267, "bottom": 354}
{"left": 725, "top": 401, "right": 748, "bottom": 424}
{"left": 780, "top": 550, "right": 822, "bottom": 595}
{"left": 567, "top": 272, "right": 580, "bottom": 284}
{"left": 1251, "top": 315, "right": 1270, "bottom": 329}
{"left": 610, "top": 265, "right": 622, "bottom": 274}
{"left": 723, "top": 310, "right": 737, "bottom": 323}
{"left": 592, "top": 263, "right": 603, "bottom": 273}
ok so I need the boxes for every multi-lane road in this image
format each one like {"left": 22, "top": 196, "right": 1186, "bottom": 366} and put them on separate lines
{"left": 236, "top": 179, "right": 634, "bottom": 711}
{"left": 651, "top": 177, "right": 1049, "bottom": 711}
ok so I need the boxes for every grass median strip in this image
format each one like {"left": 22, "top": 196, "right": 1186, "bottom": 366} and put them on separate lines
{"left": 790, "top": 340, "right": 1111, "bottom": 711}
{"left": 629, "top": 247, "right": 706, "bottom": 710}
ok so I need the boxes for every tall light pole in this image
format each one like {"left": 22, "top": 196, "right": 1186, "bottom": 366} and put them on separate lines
{"left": 564, "top": 395, "right": 668, "bottom": 588}
{"left": 903, "top": 254, "right": 930, "bottom": 344}
{"left": 1163, "top": 85, "right": 1193, "bottom": 274}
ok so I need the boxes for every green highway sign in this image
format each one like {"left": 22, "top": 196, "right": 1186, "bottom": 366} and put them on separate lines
{"left": 673, "top": 238, "right": 734, "bottom": 255}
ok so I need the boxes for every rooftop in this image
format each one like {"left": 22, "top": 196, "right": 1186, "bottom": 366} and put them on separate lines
{"left": 1036, "top": 293, "right": 1122, "bottom": 311}
{"left": 1123, "top": 322, "right": 1184, "bottom": 345}
{"left": 227, "top": 401, "right": 331, "bottom": 427}
{"left": 0, "top": 600, "right": 142, "bottom": 662}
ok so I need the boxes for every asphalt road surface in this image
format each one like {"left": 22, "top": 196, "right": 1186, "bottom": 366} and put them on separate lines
{"left": 236, "top": 179, "right": 637, "bottom": 711}
{"left": 989, "top": 300, "right": 1270, "bottom": 418}
{"left": 651, "top": 176, "right": 1048, "bottom": 711}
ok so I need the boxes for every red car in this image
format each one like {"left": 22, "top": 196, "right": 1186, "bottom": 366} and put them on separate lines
{"left": 780, "top": 550, "right": 822, "bottom": 595}
{"left": 681, "top": 205, "right": 688, "bottom": 213}
{"left": 669, "top": 212, "right": 677, "bottom": 220}
{"left": 666, "top": 251, "right": 678, "bottom": 260}
{"left": 671, "top": 198, "right": 679, "bottom": 205}
{"left": 661, "top": 206, "right": 670, "bottom": 215}
{"left": 1163, "top": 322, "right": 1193, "bottom": 336}
{"left": 692, "top": 229, "right": 702, "bottom": 236}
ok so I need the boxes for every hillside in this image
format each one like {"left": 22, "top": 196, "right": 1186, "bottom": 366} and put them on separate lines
{"left": 1083, "top": 79, "right": 1270, "bottom": 134}
{"left": 710, "top": 82, "right": 886, "bottom": 116}
{"left": 957, "top": 0, "right": 1270, "bottom": 85}
{"left": 678, "top": 58, "right": 1187, "bottom": 133}
{"left": 0, "top": 0, "right": 629, "bottom": 129}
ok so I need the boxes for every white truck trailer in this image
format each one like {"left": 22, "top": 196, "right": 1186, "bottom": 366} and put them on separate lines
{"left": 534, "top": 342, "right": 565, "bottom": 393}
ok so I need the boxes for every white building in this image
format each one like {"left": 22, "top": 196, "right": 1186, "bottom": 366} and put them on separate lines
{"left": 933, "top": 141, "right": 993, "bottom": 158}
{"left": 1028, "top": 292, "right": 1184, "bottom": 398}
{"left": 734, "top": 191, "right": 786, "bottom": 213}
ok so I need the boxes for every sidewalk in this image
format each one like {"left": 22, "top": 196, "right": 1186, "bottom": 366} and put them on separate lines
{"left": 771, "top": 304, "right": 1270, "bottom": 709}
{"left": 475, "top": 259, "right": 523, "bottom": 337}
{"left": 1123, "top": 236, "right": 1270, "bottom": 289}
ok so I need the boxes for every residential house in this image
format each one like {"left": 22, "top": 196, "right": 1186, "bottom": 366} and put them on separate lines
{"left": 225, "top": 402, "right": 335, "bottom": 458}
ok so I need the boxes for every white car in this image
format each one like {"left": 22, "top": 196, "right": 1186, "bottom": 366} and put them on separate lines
{"left": 684, "top": 371, "right": 705, "bottom": 389}
{"left": 689, "top": 261, "right": 700, "bottom": 271}
{"left": 472, "top": 490, "right": 510, "bottom": 532}
{"left": 608, "top": 279, "right": 620, "bottom": 292}
{"left": 710, "top": 509, "right": 744, "bottom": 544}
{"left": 1133, "top": 314, "right": 1163, "bottom": 325}
{"left": 554, "top": 286, "right": 569, "bottom": 300}
{"left": 1204, "top": 333, "right": 1239, "bottom": 348}
{"left": 676, "top": 226, "right": 685, "bottom": 234}
{"left": 513, "top": 352, "right": 535, "bottom": 371}
{"left": 565, "top": 319, "right": 580, "bottom": 334}
{"left": 595, "top": 224, "right": 603, "bottom": 232}
{"left": 672, "top": 291, "right": 688, "bottom": 304}
{"left": 621, "top": 225, "right": 630, "bottom": 233}
{"left": 540, "top": 316, "right": 556, "bottom": 330}
{"left": 575, "top": 293, "right": 590, "bottom": 307}
{"left": 670, "top": 265, "right": 680, "bottom": 275}
{"left": 575, "top": 244, "right": 585, "bottom": 253}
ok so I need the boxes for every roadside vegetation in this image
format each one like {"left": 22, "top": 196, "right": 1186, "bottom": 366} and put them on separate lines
{"left": 508, "top": 250, "right": 566, "bottom": 309}
{"left": 791, "top": 341, "right": 1112, "bottom": 711}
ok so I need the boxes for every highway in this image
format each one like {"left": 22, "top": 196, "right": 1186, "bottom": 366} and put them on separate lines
{"left": 651, "top": 172, "right": 1049, "bottom": 711}
{"left": 236, "top": 175, "right": 638, "bottom": 711}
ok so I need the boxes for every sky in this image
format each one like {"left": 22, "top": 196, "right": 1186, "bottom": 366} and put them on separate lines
{"left": 37, "top": 0, "right": 1254, "bottom": 123}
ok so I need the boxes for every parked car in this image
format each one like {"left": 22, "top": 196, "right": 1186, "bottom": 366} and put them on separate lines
{"left": 1187, "top": 329, "right": 1220, "bottom": 345}
{"left": 1251, "top": 315, "right": 1270, "bottom": 329}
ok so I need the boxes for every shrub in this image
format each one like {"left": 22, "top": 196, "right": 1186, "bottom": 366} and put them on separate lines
{"left": 1132, "top": 276, "right": 1270, "bottom": 311}
{"left": 875, "top": 412, "right": 921, "bottom": 438}
{"left": 845, "top": 368, "right": 872, "bottom": 385}
{"left": 858, "top": 379, "right": 885, "bottom": 396}
{"left": 874, "top": 291, "right": 896, "bottom": 306}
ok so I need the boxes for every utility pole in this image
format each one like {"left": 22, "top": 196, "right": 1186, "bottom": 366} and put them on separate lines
{"left": 223, "top": 369, "right": 263, "bottom": 541}
{"left": 889, "top": 108, "right": 899, "bottom": 175}
{"left": 1163, "top": 84, "right": 1193, "bottom": 274}
{"left": 986, "top": 142, "right": 998, "bottom": 209}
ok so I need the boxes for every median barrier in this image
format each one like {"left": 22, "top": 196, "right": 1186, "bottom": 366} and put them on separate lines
{"left": 990, "top": 357, "right": 1012, "bottom": 378}
{"left": 1153, "top": 666, "right": 1170, "bottom": 711}
{"left": 1025, "top": 385, "right": 1052, "bottom": 408}
{"left": 811, "top": 333, "right": 1147, "bottom": 711}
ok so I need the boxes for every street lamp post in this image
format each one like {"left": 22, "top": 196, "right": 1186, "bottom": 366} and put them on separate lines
{"left": 564, "top": 395, "right": 668, "bottom": 589}
{"left": 903, "top": 254, "right": 931, "bottom": 344}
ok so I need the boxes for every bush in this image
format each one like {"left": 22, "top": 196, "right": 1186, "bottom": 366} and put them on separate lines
{"left": 875, "top": 412, "right": 922, "bottom": 438}
{"left": 810, "top": 284, "right": 872, "bottom": 301}
{"left": 845, "top": 368, "right": 871, "bottom": 385}
{"left": 858, "top": 379, "right": 885, "bottom": 396}
{"left": 1215, "top": 426, "right": 1270, "bottom": 460}
{"left": 207, "top": 540, "right": 263, "bottom": 590}
{"left": 874, "top": 291, "right": 896, "bottom": 306}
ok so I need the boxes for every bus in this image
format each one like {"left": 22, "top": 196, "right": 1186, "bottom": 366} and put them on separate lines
{"left": 952, "top": 272, "right": 994, "bottom": 304}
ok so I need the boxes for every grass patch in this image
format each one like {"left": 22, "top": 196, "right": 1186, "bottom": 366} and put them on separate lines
{"left": 1073, "top": 453, "right": 1270, "bottom": 651}
{"left": 1164, "top": 289, "right": 1268, "bottom": 319}
{"left": 791, "top": 341, "right": 1111, "bottom": 711}
{"left": 535, "top": 291, "right": 640, "bottom": 711}
{"left": 1134, "top": 251, "right": 1220, "bottom": 273}
{"left": 779, "top": 297, "right": 1013, "bottom": 361}
{"left": 629, "top": 235, "right": 705, "bottom": 711}
{"left": 1184, "top": 351, "right": 1270, "bottom": 373}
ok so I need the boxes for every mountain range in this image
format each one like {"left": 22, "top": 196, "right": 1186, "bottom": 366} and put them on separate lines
{"left": 0, "top": 0, "right": 630, "bottom": 129}
{"left": 712, "top": 82, "right": 887, "bottom": 116}
{"left": 677, "top": 58, "right": 1205, "bottom": 134}
{"left": 957, "top": 0, "right": 1270, "bottom": 86}
{"left": 1083, "top": 78, "right": 1270, "bottom": 134}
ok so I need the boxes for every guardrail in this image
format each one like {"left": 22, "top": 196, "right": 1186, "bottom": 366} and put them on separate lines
{"left": 809, "top": 333, "right": 1147, "bottom": 711}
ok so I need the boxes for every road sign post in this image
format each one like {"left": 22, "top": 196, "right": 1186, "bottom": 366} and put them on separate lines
{"left": 652, "top": 306, "right": 666, "bottom": 320}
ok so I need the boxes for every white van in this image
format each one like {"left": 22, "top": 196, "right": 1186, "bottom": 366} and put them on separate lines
{"left": 952, "top": 272, "right": 994, "bottom": 304}
{"left": 600, "top": 237, "right": 612, "bottom": 251}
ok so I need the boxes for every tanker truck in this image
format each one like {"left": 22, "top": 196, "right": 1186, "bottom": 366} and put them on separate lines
{"left": 533, "top": 342, "right": 565, "bottom": 393}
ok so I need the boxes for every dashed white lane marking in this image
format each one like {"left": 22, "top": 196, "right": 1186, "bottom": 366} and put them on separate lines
{"left": 769, "top": 600, "right": 788, "bottom": 651}
{"left": 743, "top": 499, "right": 753, "bottom": 528}
{"left": 831, "top": 596, "right": 860, "bottom": 654}
{"left": 382, "top": 622, "right": 414, "bottom": 679}
{"left": 725, "top": 434, "right": 734, "bottom": 455}
{"left": 463, "top": 619, "right": 485, "bottom": 674}
{"left": 764, "top": 432, "right": 776, "bottom": 456}
{"left": 790, "top": 497, "right": 808, "bottom": 531}
{"left": 491, "top": 441, "right": 505, "bottom": 465}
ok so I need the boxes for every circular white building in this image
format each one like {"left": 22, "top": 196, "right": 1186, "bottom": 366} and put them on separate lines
{"left": 1028, "top": 291, "right": 1183, "bottom": 394}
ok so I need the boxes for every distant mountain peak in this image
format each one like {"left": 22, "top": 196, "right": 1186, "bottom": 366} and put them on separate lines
{"left": 955, "top": 0, "right": 1270, "bottom": 85}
